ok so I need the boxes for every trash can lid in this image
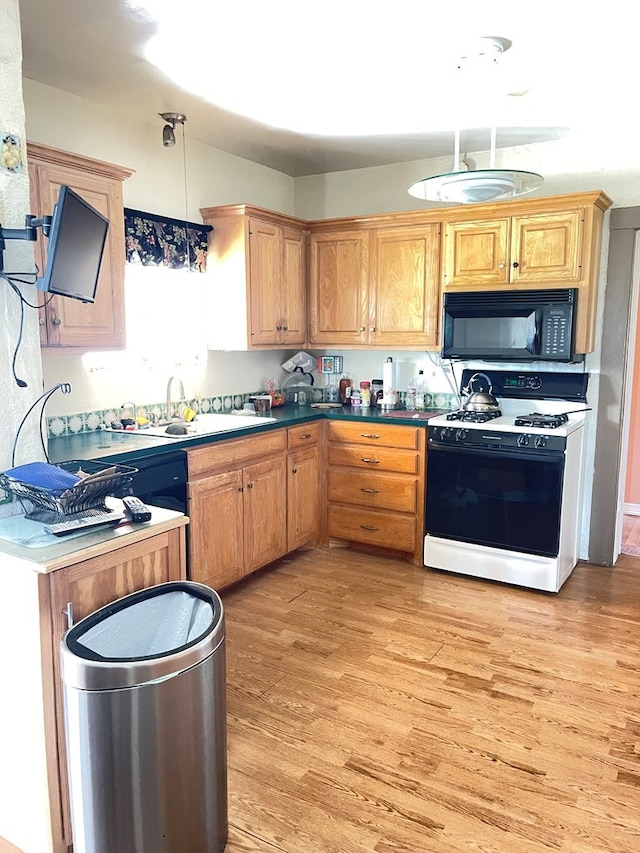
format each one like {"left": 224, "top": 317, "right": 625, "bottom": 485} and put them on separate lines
{"left": 61, "top": 581, "right": 225, "bottom": 691}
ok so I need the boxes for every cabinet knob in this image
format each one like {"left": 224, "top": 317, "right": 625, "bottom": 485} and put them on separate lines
{"left": 360, "top": 326, "right": 366, "bottom": 332}
{"left": 292, "top": 467, "right": 298, "bottom": 474}
{"left": 283, "top": 326, "right": 288, "bottom": 332}
{"left": 62, "top": 602, "right": 74, "bottom": 629}
{"left": 52, "top": 317, "right": 62, "bottom": 326}
{"left": 276, "top": 324, "right": 282, "bottom": 331}
{"left": 512, "top": 261, "right": 519, "bottom": 268}
{"left": 360, "top": 524, "right": 379, "bottom": 531}
{"left": 39, "top": 317, "right": 45, "bottom": 326}
{"left": 498, "top": 262, "right": 505, "bottom": 269}
{"left": 299, "top": 433, "right": 311, "bottom": 440}
{"left": 247, "top": 482, "right": 253, "bottom": 489}
{"left": 360, "top": 433, "right": 380, "bottom": 439}
{"left": 360, "top": 487, "right": 380, "bottom": 494}
{"left": 361, "top": 457, "right": 380, "bottom": 464}
{"left": 369, "top": 327, "right": 376, "bottom": 332}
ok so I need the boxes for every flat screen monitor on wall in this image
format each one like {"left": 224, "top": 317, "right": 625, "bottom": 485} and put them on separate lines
{"left": 37, "top": 185, "right": 109, "bottom": 304}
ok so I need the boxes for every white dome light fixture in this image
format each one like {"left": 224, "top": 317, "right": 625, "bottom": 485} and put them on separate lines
{"left": 408, "top": 37, "right": 544, "bottom": 205}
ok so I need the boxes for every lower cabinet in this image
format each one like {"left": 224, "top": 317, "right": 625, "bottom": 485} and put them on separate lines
{"left": 187, "top": 424, "right": 320, "bottom": 590}
{"left": 326, "top": 421, "right": 426, "bottom": 565}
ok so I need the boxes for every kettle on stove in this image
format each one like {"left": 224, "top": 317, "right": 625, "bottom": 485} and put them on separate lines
{"left": 461, "top": 372, "right": 501, "bottom": 412}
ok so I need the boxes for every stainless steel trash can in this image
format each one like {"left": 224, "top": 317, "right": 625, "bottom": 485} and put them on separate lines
{"left": 61, "top": 581, "right": 227, "bottom": 853}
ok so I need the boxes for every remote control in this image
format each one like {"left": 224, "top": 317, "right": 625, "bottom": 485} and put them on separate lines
{"left": 45, "top": 512, "right": 125, "bottom": 537}
{"left": 122, "top": 495, "right": 152, "bottom": 523}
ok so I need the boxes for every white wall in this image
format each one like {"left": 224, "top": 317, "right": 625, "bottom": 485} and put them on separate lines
{"left": 0, "top": 1, "right": 44, "bottom": 515}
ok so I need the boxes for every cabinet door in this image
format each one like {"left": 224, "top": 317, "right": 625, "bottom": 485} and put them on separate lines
{"left": 48, "top": 529, "right": 185, "bottom": 848}
{"left": 511, "top": 210, "right": 583, "bottom": 284}
{"left": 248, "top": 217, "right": 283, "bottom": 346}
{"left": 308, "top": 230, "right": 369, "bottom": 346}
{"left": 288, "top": 446, "right": 319, "bottom": 551}
{"left": 30, "top": 161, "right": 126, "bottom": 348}
{"left": 370, "top": 224, "right": 441, "bottom": 348}
{"left": 188, "top": 470, "right": 245, "bottom": 589}
{"left": 442, "top": 218, "right": 510, "bottom": 287}
{"left": 281, "top": 226, "right": 307, "bottom": 345}
{"left": 243, "top": 456, "right": 287, "bottom": 572}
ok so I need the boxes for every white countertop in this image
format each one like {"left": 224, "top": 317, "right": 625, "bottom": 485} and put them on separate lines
{"left": 0, "top": 501, "right": 188, "bottom": 573}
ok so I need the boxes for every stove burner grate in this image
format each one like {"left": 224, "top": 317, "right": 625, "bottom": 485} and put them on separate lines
{"left": 446, "top": 409, "right": 502, "bottom": 424}
{"left": 513, "top": 413, "right": 569, "bottom": 429}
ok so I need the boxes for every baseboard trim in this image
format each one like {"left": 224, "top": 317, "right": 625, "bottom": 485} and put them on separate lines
{"left": 624, "top": 503, "right": 640, "bottom": 516}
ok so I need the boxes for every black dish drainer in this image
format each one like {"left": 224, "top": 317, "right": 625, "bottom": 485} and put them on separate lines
{"left": 0, "top": 460, "right": 138, "bottom": 524}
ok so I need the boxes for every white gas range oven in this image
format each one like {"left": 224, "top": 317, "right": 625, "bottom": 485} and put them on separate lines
{"left": 424, "top": 369, "right": 589, "bottom": 593}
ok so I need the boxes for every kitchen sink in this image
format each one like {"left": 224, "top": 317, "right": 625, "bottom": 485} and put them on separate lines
{"left": 108, "top": 413, "right": 277, "bottom": 440}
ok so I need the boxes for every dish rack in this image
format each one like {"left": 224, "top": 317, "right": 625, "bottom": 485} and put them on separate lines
{"left": 0, "top": 460, "right": 138, "bottom": 524}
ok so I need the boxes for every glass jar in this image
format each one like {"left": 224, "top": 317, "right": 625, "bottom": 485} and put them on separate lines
{"left": 371, "top": 379, "right": 383, "bottom": 408}
{"left": 339, "top": 375, "right": 352, "bottom": 404}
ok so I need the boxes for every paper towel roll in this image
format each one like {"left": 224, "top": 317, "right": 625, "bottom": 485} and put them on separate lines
{"left": 382, "top": 358, "right": 396, "bottom": 393}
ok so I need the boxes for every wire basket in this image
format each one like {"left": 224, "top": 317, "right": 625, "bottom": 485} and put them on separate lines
{"left": 0, "top": 460, "right": 138, "bottom": 524}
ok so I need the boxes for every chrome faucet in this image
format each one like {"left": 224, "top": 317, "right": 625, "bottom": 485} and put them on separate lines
{"left": 166, "top": 376, "right": 185, "bottom": 421}
{"left": 121, "top": 401, "right": 138, "bottom": 427}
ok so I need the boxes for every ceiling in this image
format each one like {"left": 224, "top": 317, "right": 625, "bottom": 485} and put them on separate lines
{"left": 18, "top": 0, "right": 637, "bottom": 178}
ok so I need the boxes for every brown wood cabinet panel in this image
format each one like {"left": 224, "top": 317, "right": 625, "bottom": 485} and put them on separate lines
{"left": 327, "top": 505, "right": 417, "bottom": 551}
{"left": 188, "top": 470, "right": 245, "bottom": 590}
{"left": 243, "top": 456, "right": 287, "bottom": 571}
{"left": 287, "top": 421, "right": 321, "bottom": 448}
{"left": 327, "top": 421, "right": 420, "bottom": 449}
{"left": 288, "top": 446, "right": 319, "bottom": 551}
{"left": 328, "top": 468, "right": 418, "bottom": 513}
{"left": 187, "top": 430, "right": 286, "bottom": 477}
{"left": 511, "top": 210, "right": 583, "bottom": 284}
{"left": 369, "top": 224, "right": 441, "bottom": 348}
{"left": 308, "top": 230, "right": 369, "bottom": 346}
{"left": 328, "top": 444, "right": 420, "bottom": 475}
{"left": 443, "top": 218, "right": 510, "bottom": 287}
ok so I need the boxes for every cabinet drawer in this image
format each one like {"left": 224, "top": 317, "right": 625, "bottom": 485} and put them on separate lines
{"left": 287, "top": 421, "right": 321, "bottom": 448}
{"left": 328, "top": 505, "right": 417, "bottom": 552}
{"left": 328, "top": 444, "right": 420, "bottom": 474}
{"left": 328, "top": 420, "right": 420, "bottom": 449}
{"left": 187, "top": 429, "right": 286, "bottom": 477}
{"left": 328, "top": 468, "right": 418, "bottom": 512}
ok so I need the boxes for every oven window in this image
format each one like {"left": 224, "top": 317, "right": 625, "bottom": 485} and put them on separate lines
{"left": 426, "top": 447, "right": 564, "bottom": 557}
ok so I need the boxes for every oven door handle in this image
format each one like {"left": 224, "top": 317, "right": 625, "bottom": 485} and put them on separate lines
{"left": 428, "top": 441, "right": 563, "bottom": 464}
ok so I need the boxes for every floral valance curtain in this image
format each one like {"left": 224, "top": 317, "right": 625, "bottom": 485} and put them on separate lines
{"left": 124, "top": 208, "right": 212, "bottom": 273}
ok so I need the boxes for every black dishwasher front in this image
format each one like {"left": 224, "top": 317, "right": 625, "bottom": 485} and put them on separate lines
{"left": 119, "top": 451, "right": 188, "bottom": 514}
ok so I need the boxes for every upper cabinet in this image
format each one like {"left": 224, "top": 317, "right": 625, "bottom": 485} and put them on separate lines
{"left": 200, "top": 204, "right": 307, "bottom": 350}
{"left": 308, "top": 222, "right": 441, "bottom": 350}
{"left": 442, "top": 210, "right": 583, "bottom": 288}
{"left": 28, "top": 142, "right": 133, "bottom": 350}
{"left": 441, "top": 192, "right": 611, "bottom": 352}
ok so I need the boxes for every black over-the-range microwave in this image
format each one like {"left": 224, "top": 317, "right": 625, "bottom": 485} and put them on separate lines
{"left": 441, "top": 288, "right": 582, "bottom": 363}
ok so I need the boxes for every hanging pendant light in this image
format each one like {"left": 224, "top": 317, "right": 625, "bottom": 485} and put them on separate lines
{"left": 408, "top": 37, "right": 544, "bottom": 205}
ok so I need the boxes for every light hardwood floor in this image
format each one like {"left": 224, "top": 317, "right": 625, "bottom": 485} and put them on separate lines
{"left": 220, "top": 546, "right": 640, "bottom": 853}
{"left": 622, "top": 514, "right": 640, "bottom": 556}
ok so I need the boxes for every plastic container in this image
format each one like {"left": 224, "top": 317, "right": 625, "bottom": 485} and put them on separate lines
{"left": 359, "top": 381, "right": 371, "bottom": 407}
{"left": 415, "top": 370, "right": 428, "bottom": 410}
{"left": 371, "top": 380, "right": 383, "bottom": 408}
{"left": 405, "top": 377, "right": 417, "bottom": 411}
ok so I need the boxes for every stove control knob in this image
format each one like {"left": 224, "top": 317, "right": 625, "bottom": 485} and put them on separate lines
{"left": 439, "top": 427, "right": 451, "bottom": 440}
{"left": 535, "top": 435, "right": 548, "bottom": 449}
{"left": 455, "top": 429, "right": 468, "bottom": 442}
{"left": 517, "top": 433, "right": 530, "bottom": 447}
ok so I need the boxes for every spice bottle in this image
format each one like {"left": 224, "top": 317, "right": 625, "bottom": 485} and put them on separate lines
{"left": 360, "top": 380, "right": 371, "bottom": 407}
{"left": 339, "top": 375, "right": 352, "bottom": 404}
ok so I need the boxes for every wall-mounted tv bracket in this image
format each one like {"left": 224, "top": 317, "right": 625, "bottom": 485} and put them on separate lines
{"left": 0, "top": 215, "right": 51, "bottom": 273}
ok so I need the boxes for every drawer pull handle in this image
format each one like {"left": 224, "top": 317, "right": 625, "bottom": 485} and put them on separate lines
{"left": 299, "top": 433, "right": 311, "bottom": 440}
{"left": 361, "top": 457, "right": 380, "bottom": 464}
{"left": 360, "top": 433, "right": 381, "bottom": 439}
{"left": 360, "top": 524, "right": 379, "bottom": 531}
{"left": 360, "top": 487, "right": 380, "bottom": 493}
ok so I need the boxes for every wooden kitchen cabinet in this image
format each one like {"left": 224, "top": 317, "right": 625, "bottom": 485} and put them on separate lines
{"left": 442, "top": 210, "right": 583, "bottom": 288}
{"left": 369, "top": 223, "right": 441, "bottom": 348}
{"left": 326, "top": 421, "right": 426, "bottom": 565}
{"left": 199, "top": 204, "right": 307, "bottom": 349}
{"left": 27, "top": 142, "right": 133, "bottom": 350}
{"left": 308, "top": 228, "right": 370, "bottom": 346}
{"left": 308, "top": 223, "right": 441, "bottom": 349}
{"left": 287, "top": 422, "right": 321, "bottom": 551}
{"left": 187, "top": 430, "right": 288, "bottom": 589}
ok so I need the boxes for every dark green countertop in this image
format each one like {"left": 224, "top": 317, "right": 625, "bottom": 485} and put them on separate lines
{"left": 48, "top": 405, "right": 446, "bottom": 465}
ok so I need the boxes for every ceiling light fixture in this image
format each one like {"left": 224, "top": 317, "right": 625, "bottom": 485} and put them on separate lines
{"left": 159, "top": 112, "right": 186, "bottom": 148}
{"left": 408, "top": 37, "right": 544, "bottom": 205}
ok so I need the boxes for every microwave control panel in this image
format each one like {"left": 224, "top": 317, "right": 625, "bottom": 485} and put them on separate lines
{"left": 540, "top": 307, "right": 572, "bottom": 358}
